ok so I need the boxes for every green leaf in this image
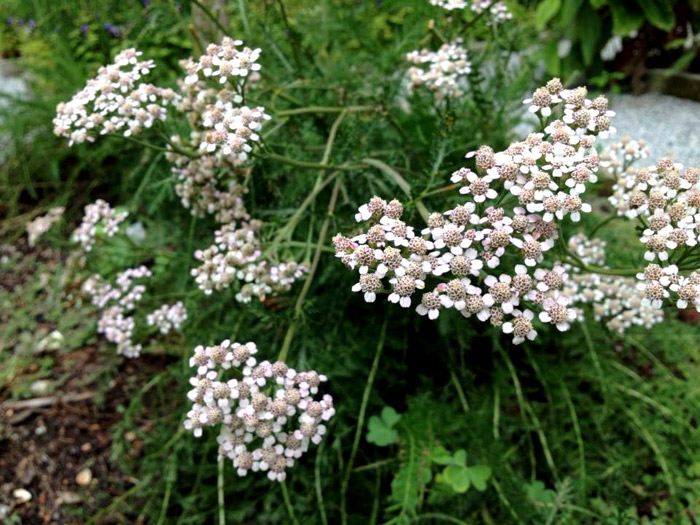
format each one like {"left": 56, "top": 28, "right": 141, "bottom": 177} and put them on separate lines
{"left": 452, "top": 449, "right": 467, "bottom": 467}
{"left": 443, "top": 465, "right": 471, "bottom": 493}
{"left": 467, "top": 465, "right": 492, "bottom": 492}
{"left": 535, "top": 0, "right": 561, "bottom": 31}
{"left": 670, "top": 51, "right": 695, "bottom": 72}
{"left": 430, "top": 446, "right": 452, "bottom": 465}
{"left": 542, "top": 39, "right": 561, "bottom": 77}
{"left": 525, "top": 480, "right": 557, "bottom": 504}
{"left": 559, "top": 0, "right": 585, "bottom": 27}
{"left": 367, "top": 417, "right": 398, "bottom": 446}
{"left": 610, "top": 3, "right": 645, "bottom": 35}
{"left": 381, "top": 406, "right": 402, "bottom": 427}
{"left": 366, "top": 406, "right": 401, "bottom": 446}
{"left": 637, "top": 0, "right": 675, "bottom": 31}
{"left": 579, "top": 4, "right": 602, "bottom": 66}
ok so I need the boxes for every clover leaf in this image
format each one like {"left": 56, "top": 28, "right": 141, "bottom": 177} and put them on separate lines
{"left": 433, "top": 447, "right": 492, "bottom": 494}
{"left": 524, "top": 480, "right": 556, "bottom": 504}
{"left": 366, "top": 406, "right": 401, "bottom": 446}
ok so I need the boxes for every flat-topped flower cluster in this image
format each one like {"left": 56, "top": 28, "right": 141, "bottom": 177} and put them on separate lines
{"left": 561, "top": 234, "right": 664, "bottom": 333}
{"left": 53, "top": 48, "right": 178, "bottom": 145}
{"left": 335, "top": 79, "right": 619, "bottom": 344}
{"left": 606, "top": 156, "right": 700, "bottom": 312}
{"left": 55, "top": 39, "right": 305, "bottom": 307}
{"left": 184, "top": 340, "right": 334, "bottom": 482}
{"left": 191, "top": 219, "right": 306, "bottom": 302}
{"left": 82, "top": 264, "right": 188, "bottom": 357}
{"left": 429, "top": 0, "right": 512, "bottom": 23}
{"left": 147, "top": 301, "right": 188, "bottom": 334}
{"left": 72, "top": 199, "right": 128, "bottom": 252}
{"left": 405, "top": 39, "right": 472, "bottom": 100}
{"left": 83, "top": 266, "right": 152, "bottom": 357}
{"left": 26, "top": 207, "right": 64, "bottom": 247}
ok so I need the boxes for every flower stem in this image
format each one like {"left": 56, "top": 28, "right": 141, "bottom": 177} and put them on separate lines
{"left": 280, "top": 481, "right": 300, "bottom": 525}
{"left": 265, "top": 171, "right": 339, "bottom": 258}
{"left": 258, "top": 152, "right": 365, "bottom": 171}
{"left": 340, "top": 314, "right": 389, "bottom": 525}
{"left": 277, "top": 178, "right": 342, "bottom": 362}
{"left": 106, "top": 133, "right": 169, "bottom": 153}
{"left": 589, "top": 214, "right": 620, "bottom": 237}
{"left": 217, "top": 456, "right": 226, "bottom": 525}
{"left": 190, "top": 0, "right": 229, "bottom": 37}
{"left": 275, "top": 105, "right": 376, "bottom": 117}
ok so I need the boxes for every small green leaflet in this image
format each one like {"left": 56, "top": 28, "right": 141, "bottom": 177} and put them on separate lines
{"left": 431, "top": 446, "right": 492, "bottom": 494}
{"left": 366, "top": 406, "right": 402, "bottom": 447}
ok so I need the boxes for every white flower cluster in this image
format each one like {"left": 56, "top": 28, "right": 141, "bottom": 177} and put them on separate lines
{"left": 600, "top": 135, "right": 650, "bottom": 178}
{"left": 53, "top": 48, "right": 178, "bottom": 145}
{"left": 603, "top": 151, "right": 700, "bottom": 312}
{"left": 167, "top": 143, "right": 249, "bottom": 223}
{"left": 561, "top": 234, "right": 664, "bottom": 333}
{"left": 82, "top": 266, "right": 152, "bottom": 358}
{"left": 73, "top": 199, "right": 129, "bottom": 251}
{"left": 335, "top": 79, "right": 620, "bottom": 344}
{"left": 404, "top": 39, "right": 472, "bottom": 100}
{"left": 429, "top": 0, "right": 512, "bottom": 23}
{"left": 167, "top": 40, "right": 303, "bottom": 303}
{"left": 179, "top": 37, "right": 269, "bottom": 161}
{"left": 147, "top": 301, "right": 188, "bottom": 334}
{"left": 191, "top": 219, "right": 306, "bottom": 302}
{"left": 334, "top": 198, "right": 577, "bottom": 345}
{"left": 26, "top": 207, "right": 64, "bottom": 247}
{"left": 184, "top": 340, "right": 335, "bottom": 482}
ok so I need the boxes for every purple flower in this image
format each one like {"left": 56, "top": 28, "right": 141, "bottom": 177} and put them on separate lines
{"left": 80, "top": 24, "right": 89, "bottom": 35}
{"left": 103, "top": 22, "right": 122, "bottom": 38}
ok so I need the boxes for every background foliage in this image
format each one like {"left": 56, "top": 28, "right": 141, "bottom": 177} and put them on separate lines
{"left": 1, "top": 0, "right": 699, "bottom": 524}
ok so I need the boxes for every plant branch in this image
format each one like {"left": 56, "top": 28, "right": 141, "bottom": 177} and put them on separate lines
{"left": 277, "top": 178, "right": 341, "bottom": 362}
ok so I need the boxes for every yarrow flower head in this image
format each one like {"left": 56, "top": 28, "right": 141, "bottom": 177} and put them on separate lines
{"left": 184, "top": 340, "right": 335, "bottom": 482}
{"left": 334, "top": 79, "right": 624, "bottom": 344}
{"left": 26, "top": 207, "right": 64, "bottom": 247}
{"left": 147, "top": 301, "right": 188, "bottom": 334}
{"left": 82, "top": 266, "right": 153, "bottom": 357}
{"left": 429, "top": 0, "right": 512, "bottom": 23}
{"left": 404, "top": 39, "right": 472, "bottom": 100}
{"left": 190, "top": 219, "right": 307, "bottom": 303}
{"left": 73, "top": 199, "right": 128, "bottom": 251}
{"left": 53, "top": 48, "right": 178, "bottom": 145}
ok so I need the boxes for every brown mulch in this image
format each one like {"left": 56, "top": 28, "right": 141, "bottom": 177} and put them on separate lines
{"left": 0, "top": 352, "right": 170, "bottom": 525}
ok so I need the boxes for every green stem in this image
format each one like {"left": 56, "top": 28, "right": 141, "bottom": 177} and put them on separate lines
{"left": 237, "top": 0, "right": 250, "bottom": 38}
{"left": 277, "top": 178, "right": 342, "bottom": 362}
{"left": 258, "top": 152, "right": 364, "bottom": 171}
{"left": 340, "top": 315, "right": 389, "bottom": 525}
{"left": 106, "top": 133, "right": 169, "bottom": 153}
{"left": 449, "top": 369, "right": 469, "bottom": 414}
{"left": 565, "top": 258, "right": 642, "bottom": 277}
{"left": 265, "top": 171, "right": 339, "bottom": 257}
{"left": 589, "top": 214, "right": 620, "bottom": 238}
{"left": 322, "top": 110, "right": 348, "bottom": 165}
{"left": 421, "top": 183, "right": 460, "bottom": 198}
{"left": 217, "top": 456, "right": 226, "bottom": 525}
{"left": 189, "top": 0, "right": 229, "bottom": 37}
{"left": 459, "top": 0, "right": 495, "bottom": 33}
{"left": 275, "top": 105, "right": 375, "bottom": 117}
{"left": 281, "top": 481, "right": 300, "bottom": 525}
{"left": 314, "top": 439, "right": 329, "bottom": 525}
